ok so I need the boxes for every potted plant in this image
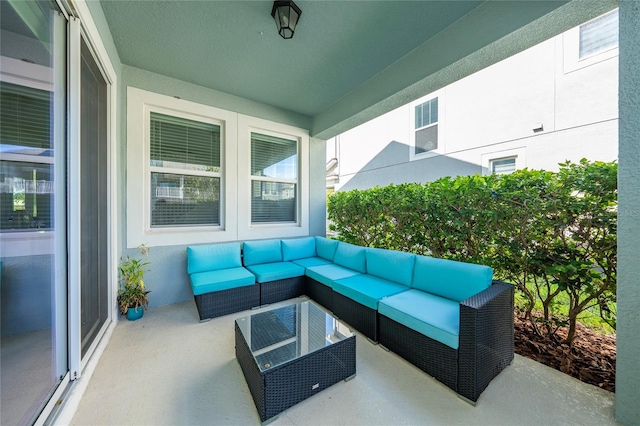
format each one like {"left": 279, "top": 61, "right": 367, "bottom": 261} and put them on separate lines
{"left": 117, "top": 244, "right": 151, "bottom": 321}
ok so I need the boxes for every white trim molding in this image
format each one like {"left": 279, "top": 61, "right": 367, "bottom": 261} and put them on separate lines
{"left": 237, "top": 114, "right": 310, "bottom": 241}
{"left": 126, "top": 87, "right": 238, "bottom": 247}
{"left": 481, "top": 147, "right": 526, "bottom": 175}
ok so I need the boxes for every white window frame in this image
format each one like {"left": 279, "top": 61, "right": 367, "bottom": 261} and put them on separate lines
{"left": 409, "top": 90, "right": 445, "bottom": 161}
{"left": 0, "top": 57, "right": 56, "bottom": 257}
{"left": 126, "top": 87, "right": 238, "bottom": 247}
{"left": 481, "top": 147, "right": 526, "bottom": 175}
{"left": 490, "top": 157, "right": 516, "bottom": 175}
{"left": 237, "top": 114, "right": 309, "bottom": 241}
{"left": 563, "top": 9, "right": 619, "bottom": 74}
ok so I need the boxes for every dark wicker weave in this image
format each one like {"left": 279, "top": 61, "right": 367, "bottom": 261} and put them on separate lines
{"left": 378, "top": 280, "right": 514, "bottom": 403}
{"left": 260, "top": 276, "right": 306, "bottom": 305}
{"left": 458, "top": 280, "right": 514, "bottom": 402}
{"left": 378, "top": 314, "right": 458, "bottom": 390}
{"left": 194, "top": 284, "right": 260, "bottom": 321}
{"left": 304, "top": 277, "right": 334, "bottom": 312}
{"left": 332, "top": 291, "right": 378, "bottom": 342}
{"left": 235, "top": 320, "right": 356, "bottom": 423}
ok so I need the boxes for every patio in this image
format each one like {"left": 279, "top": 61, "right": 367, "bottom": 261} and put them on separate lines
{"left": 67, "top": 297, "right": 617, "bottom": 426}
{"left": 2, "top": 1, "right": 638, "bottom": 424}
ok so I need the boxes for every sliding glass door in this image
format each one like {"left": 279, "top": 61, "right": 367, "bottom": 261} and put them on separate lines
{"left": 0, "top": 1, "right": 68, "bottom": 424}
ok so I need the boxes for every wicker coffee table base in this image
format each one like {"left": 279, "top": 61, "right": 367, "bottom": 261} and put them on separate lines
{"left": 235, "top": 321, "right": 356, "bottom": 424}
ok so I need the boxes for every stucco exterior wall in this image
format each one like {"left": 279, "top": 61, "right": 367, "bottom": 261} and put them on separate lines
{"left": 331, "top": 20, "right": 618, "bottom": 192}
{"left": 616, "top": 1, "right": 640, "bottom": 423}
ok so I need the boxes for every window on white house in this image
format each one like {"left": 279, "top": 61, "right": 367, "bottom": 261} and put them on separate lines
{"left": 149, "top": 112, "right": 221, "bottom": 227}
{"left": 250, "top": 132, "right": 298, "bottom": 223}
{"left": 414, "top": 97, "right": 438, "bottom": 155}
{"left": 579, "top": 9, "right": 618, "bottom": 59}
{"left": 491, "top": 157, "right": 517, "bottom": 175}
{"left": 0, "top": 82, "right": 54, "bottom": 231}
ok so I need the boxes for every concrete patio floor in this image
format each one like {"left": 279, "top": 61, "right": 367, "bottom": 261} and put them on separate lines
{"left": 68, "top": 297, "right": 618, "bottom": 426}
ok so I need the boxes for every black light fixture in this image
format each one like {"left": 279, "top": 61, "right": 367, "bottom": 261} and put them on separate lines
{"left": 271, "top": 1, "right": 302, "bottom": 39}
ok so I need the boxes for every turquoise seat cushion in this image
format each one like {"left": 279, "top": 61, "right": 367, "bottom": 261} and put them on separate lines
{"left": 282, "top": 237, "right": 316, "bottom": 261}
{"left": 187, "top": 243, "right": 241, "bottom": 275}
{"left": 412, "top": 255, "right": 493, "bottom": 302}
{"left": 333, "top": 242, "right": 367, "bottom": 273}
{"left": 243, "top": 240, "right": 283, "bottom": 266}
{"left": 306, "top": 263, "right": 361, "bottom": 288}
{"left": 189, "top": 267, "right": 256, "bottom": 296}
{"left": 291, "top": 257, "right": 333, "bottom": 268}
{"left": 379, "top": 289, "right": 460, "bottom": 349}
{"left": 333, "top": 274, "right": 409, "bottom": 310}
{"left": 366, "top": 248, "right": 415, "bottom": 286}
{"left": 315, "top": 236, "right": 338, "bottom": 261}
{"left": 245, "top": 262, "right": 305, "bottom": 283}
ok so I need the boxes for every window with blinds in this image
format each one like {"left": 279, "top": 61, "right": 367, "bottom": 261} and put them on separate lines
{"left": 579, "top": 9, "right": 618, "bottom": 59}
{"left": 0, "top": 82, "right": 51, "bottom": 152}
{"left": 0, "top": 82, "right": 54, "bottom": 231}
{"left": 414, "top": 97, "right": 438, "bottom": 155}
{"left": 491, "top": 157, "right": 516, "bottom": 175}
{"left": 149, "top": 112, "right": 221, "bottom": 227}
{"left": 250, "top": 132, "right": 298, "bottom": 223}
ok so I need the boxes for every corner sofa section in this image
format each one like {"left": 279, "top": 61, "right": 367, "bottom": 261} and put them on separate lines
{"left": 186, "top": 236, "right": 514, "bottom": 403}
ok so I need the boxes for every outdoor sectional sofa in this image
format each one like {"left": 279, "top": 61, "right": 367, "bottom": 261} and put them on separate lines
{"left": 186, "top": 236, "right": 514, "bottom": 403}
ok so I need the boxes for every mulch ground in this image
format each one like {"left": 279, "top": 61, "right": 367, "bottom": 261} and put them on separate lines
{"left": 514, "top": 312, "right": 616, "bottom": 392}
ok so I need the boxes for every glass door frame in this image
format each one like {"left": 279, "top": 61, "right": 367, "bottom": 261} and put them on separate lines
{"left": 66, "top": 5, "right": 119, "bottom": 380}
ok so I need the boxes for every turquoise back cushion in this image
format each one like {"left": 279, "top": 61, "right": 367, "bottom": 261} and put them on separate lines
{"left": 412, "top": 255, "right": 493, "bottom": 302}
{"left": 282, "top": 237, "right": 316, "bottom": 261}
{"left": 333, "top": 241, "right": 367, "bottom": 273}
{"left": 243, "top": 239, "right": 282, "bottom": 266}
{"left": 187, "top": 243, "right": 241, "bottom": 275}
{"left": 315, "top": 237, "right": 338, "bottom": 261}
{"left": 366, "top": 248, "right": 415, "bottom": 287}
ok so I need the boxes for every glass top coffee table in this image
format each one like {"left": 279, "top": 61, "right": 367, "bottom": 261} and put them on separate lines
{"left": 235, "top": 299, "right": 356, "bottom": 424}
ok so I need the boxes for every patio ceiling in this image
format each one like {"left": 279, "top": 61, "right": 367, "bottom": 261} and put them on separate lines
{"left": 99, "top": 0, "right": 613, "bottom": 138}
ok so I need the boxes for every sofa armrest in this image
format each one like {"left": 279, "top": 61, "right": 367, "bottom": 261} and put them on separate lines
{"left": 460, "top": 279, "right": 513, "bottom": 311}
{"left": 457, "top": 280, "right": 514, "bottom": 403}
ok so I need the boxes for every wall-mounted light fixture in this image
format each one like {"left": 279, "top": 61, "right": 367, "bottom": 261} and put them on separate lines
{"left": 271, "top": 1, "right": 302, "bottom": 39}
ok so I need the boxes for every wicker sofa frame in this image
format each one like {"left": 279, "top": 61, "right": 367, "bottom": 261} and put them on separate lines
{"left": 188, "top": 238, "right": 513, "bottom": 404}
{"left": 305, "top": 277, "right": 335, "bottom": 312}
{"left": 378, "top": 280, "right": 514, "bottom": 403}
{"left": 332, "top": 290, "right": 378, "bottom": 342}
{"left": 194, "top": 284, "right": 260, "bottom": 321}
{"left": 260, "top": 276, "right": 306, "bottom": 305}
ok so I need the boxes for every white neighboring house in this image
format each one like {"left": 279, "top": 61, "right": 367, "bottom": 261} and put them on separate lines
{"left": 327, "top": 9, "right": 619, "bottom": 192}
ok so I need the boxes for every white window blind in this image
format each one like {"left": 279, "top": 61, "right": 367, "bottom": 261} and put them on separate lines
{"left": 0, "top": 82, "right": 53, "bottom": 231}
{"left": 579, "top": 9, "right": 618, "bottom": 58}
{"left": 414, "top": 97, "right": 438, "bottom": 154}
{"left": 491, "top": 157, "right": 516, "bottom": 175}
{"left": 250, "top": 132, "right": 298, "bottom": 223}
{"left": 0, "top": 82, "right": 51, "bottom": 151}
{"left": 149, "top": 112, "right": 221, "bottom": 227}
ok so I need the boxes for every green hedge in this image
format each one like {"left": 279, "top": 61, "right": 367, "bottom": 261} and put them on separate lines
{"left": 328, "top": 159, "right": 617, "bottom": 344}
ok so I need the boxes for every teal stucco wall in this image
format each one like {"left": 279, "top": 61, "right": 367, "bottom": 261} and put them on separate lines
{"left": 616, "top": 1, "right": 640, "bottom": 424}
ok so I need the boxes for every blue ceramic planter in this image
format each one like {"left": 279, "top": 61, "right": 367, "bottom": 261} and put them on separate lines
{"left": 126, "top": 306, "right": 144, "bottom": 321}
